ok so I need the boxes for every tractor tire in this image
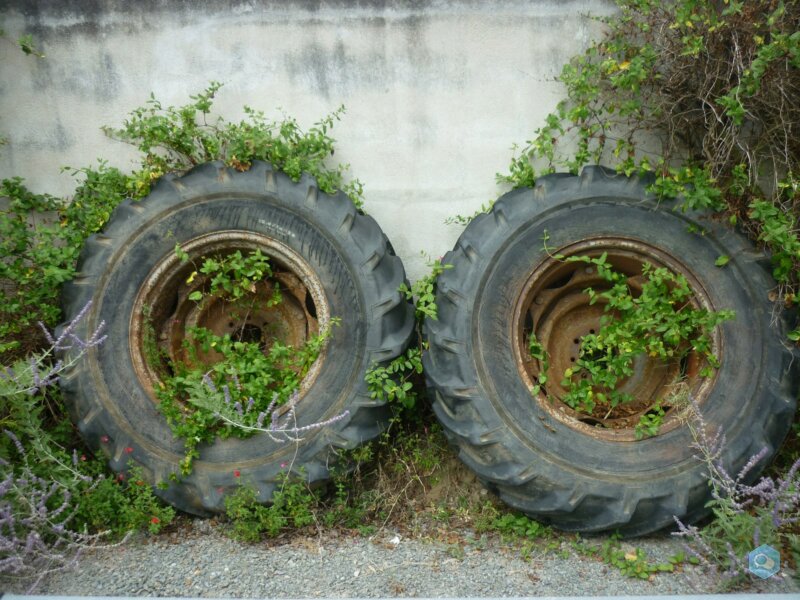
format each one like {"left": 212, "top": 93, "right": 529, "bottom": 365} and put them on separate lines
{"left": 60, "top": 160, "right": 414, "bottom": 516}
{"left": 424, "top": 165, "right": 798, "bottom": 536}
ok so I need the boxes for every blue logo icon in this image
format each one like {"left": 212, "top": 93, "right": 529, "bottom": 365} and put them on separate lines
{"left": 748, "top": 544, "right": 780, "bottom": 579}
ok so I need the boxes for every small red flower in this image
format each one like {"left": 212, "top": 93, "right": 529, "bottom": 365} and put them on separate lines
{"left": 100, "top": 435, "right": 109, "bottom": 443}
{"left": 233, "top": 469, "right": 241, "bottom": 477}
{"left": 117, "top": 473, "right": 125, "bottom": 482}
{"left": 151, "top": 517, "right": 160, "bottom": 524}
{"left": 125, "top": 446, "right": 134, "bottom": 454}
{"left": 80, "top": 454, "right": 87, "bottom": 462}
{"left": 280, "top": 462, "right": 287, "bottom": 469}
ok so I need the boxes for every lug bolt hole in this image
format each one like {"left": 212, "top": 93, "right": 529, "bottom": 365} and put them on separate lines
{"left": 238, "top": 324, "right": 263, "bottom": 345}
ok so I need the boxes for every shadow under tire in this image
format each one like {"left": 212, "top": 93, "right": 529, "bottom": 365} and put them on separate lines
{"left": 424, "top": 165, "right": 798, "bottom": 536}
{"left": 60, "top": 161, "right": 414, "bottom": 516}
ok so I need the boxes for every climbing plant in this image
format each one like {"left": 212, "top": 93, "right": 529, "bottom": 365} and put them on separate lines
{"left": 501, "top": 0, "right": 800, "bottom": 331}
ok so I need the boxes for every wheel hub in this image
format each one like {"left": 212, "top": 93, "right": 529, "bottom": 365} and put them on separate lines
{"left": 169, "top": 274, "right": 316, "bottom": 369}
{"left": 513, "top": 237, "right": 718, "bottom": 441}
{"left": 130, "top": 231, "right": 329, "bottom": 401}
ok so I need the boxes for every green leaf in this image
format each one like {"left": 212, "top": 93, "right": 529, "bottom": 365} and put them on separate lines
{"left": 714, "top": 255, "right": 730, "bottom": 267}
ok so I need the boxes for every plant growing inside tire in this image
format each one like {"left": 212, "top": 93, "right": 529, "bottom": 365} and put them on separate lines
{"left": 424, "top": 166, "right": 797, "bottom": 536}
{"left": 528, "top": 251, "right": 735, "bottom": 440}
{"left": 148, "top": 246, "right": 341, "bottom": 475}
{"left": 60, "top": 160, "right": 414, "bottom": 516}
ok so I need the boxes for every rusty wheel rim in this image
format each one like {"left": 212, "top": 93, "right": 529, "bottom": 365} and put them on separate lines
{"left": 512, "top": 237, "right": 720, "bottom": 441}
{"left": 130, "top": 231, "right": 330, "bottom": 404}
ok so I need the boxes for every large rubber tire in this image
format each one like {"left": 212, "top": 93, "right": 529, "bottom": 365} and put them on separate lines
{"left": 60, "top": 161, "right": 414, "bottom": 516}
{"left": 424, "top": 165, "right": 798, "bottom": 536}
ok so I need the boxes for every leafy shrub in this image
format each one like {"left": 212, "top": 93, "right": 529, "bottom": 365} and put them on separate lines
{"left": 0, "top": 302, "right": 106, "bottom": 478}
{"left": 74, "top": 464, "right": 174, "bottom": 536}
{"left": 556, "top": 254, "right": 731, "bottom": 434}
{"left": 104, "top": 82, "right": 364, "bottom": 208}
{"left": 501, "top": 0, "right": 800, "bottom": 334}
{"left": 0, "top": 433, "right": 116, "bottom": 592}
{"left": 0, "top": 179, "right": 73, "bottom": 358}
{"left": 224, "top": 477, "right": 318, "bottom": 542}
{"left": 0, "top": 305, "right": 171, "bottom": 589}
{"left": 673, "top": 400, "right": 800, "bottom": 588}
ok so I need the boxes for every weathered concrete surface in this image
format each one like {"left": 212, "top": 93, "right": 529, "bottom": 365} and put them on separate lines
{"left": 0, "top": 0, "right": 614, "bottom": 280}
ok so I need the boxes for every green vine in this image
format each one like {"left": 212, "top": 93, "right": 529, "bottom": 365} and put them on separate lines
{"left": 155, "top": 249, "right": 337, "bottom": 475}
{"left": 399, "top": 254, "right": 453, "bottom": 323}
{"left": 0, "top": 179, "right": 73, "bottom": 356}
{"left": 530, "top": 253, "right": 733, "bottom": 437}
{"left": 105, "top": 82, "right": 364, "bottom": 208}
{"left": 499, "top": 0, "right": 799, "bottom": 339}
{"left": 559, "top": 253, "right": 733, "bottom": 411}
{"left": 365, "top": 254, "right": 451, "bottom": 411}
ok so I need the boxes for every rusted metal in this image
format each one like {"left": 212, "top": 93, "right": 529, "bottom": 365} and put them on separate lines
{"left": 512, "top": 237, "right": 719, "bottom": 442}
{"left": 129, "top": 231, "right": 329, "bottom": 403}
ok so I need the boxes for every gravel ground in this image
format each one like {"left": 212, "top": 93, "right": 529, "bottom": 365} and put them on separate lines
{"left": 4, "top": 518, "right": 798, "bottom": 597}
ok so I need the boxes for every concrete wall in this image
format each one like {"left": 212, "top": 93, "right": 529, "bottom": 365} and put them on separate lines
{"left": 0, "top": 0, "right": 614, "bottom": 281}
